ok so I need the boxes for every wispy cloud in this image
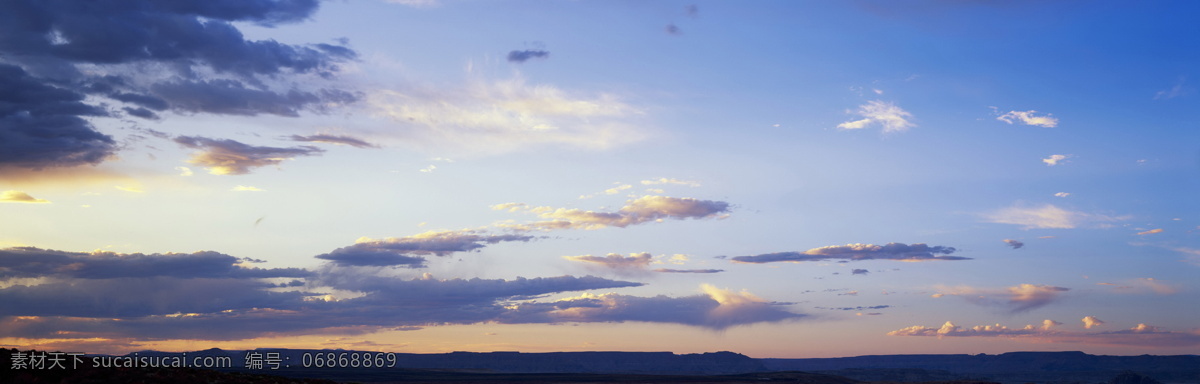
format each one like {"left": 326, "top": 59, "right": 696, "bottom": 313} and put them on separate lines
{"left": 174, "top": 136, "right": 323, "bottom": 175}
{"left": 1003, "top": 239, "right": 1024, "bottom": 249}
{"left": 1099, "top": 278, "right": 1179, "bottom": 295}
{"left": 1154, "top": 78, "right": 1191, "bottom": 100}
{"left": 368, "top": 77, "right": 645, "bottom": 154}
{"left": 996, "top": 110, "right": 1059, "bottom": 127}
{"left": 1054, "top": 192, "right": 1070, "bottom": 198}
{"left": 493, "top": 195, "right": 730, "bottom": 231}
{"left": 641, "top": 178, "right": 701, "bottom": 187}
{"left": 982, "top": 203, "right": 1125, "bottom": 229}
{"left": 231, "top": 185, "right": 265, "bottom": 192}
{"left": 933, "top": 283, "right": 1069, "bottom": 313}
{"left": 732, "top": 243, "right": 968, "bottom": 264}
{"left": 836, "top": 100, "right": 915, "bottom": 133}
{"left": 0, "top": 190, "right": 50, "bottom": 204}
{"left": 1136, "top": 228, "right": 1164, "bottom": 235}
{"left": 564, "top": 252, "right": 654, "bottom": 273}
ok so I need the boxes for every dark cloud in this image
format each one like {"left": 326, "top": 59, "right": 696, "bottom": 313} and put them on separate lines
{"left": 173, "top": 135, "right": 323, "bottom": 175}
{"left": 684, "top": 4, "right": 699, "bottom": 18}
{"left": 0, "top": 247, "right": 310, "bottom": 280}
{"left": 851, "top": 269, "right": 870, "bottom": 275}
{"left": 653, "top": 268, "right": 724, "bottom": 274}
{"left": 152, "top": 79, "right": 358, "bottom": 117}
{"left": 732, "top": 243, "right": 968, "bottom": 264}
{"left": 507, "top": 49, "right": 549, "bottom": 63}
{"left": 665, "top": 23, "right": 682, "bottom": 35}
{"left": 0, "top": 64, "right": 117, "bottom": 169}
{"left": 0, "top": 0, "right": 358, "bottom": 170}
{"left": 1004, "top": 239, "right": 1025, "bottom": 249}
{"left": 288, "top": 134, "right": 378, "bottom": 148}
{"left": 314, "top": 230, "right": 536, "bottom": 268}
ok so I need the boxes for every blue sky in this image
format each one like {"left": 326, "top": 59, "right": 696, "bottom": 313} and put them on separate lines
{"left": 1, "top": 0, "right": 1198, "bottom": 357}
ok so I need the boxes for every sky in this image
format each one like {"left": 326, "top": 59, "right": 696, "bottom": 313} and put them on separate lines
{"left": 1, "top": 0, "right": 1199, "bottom": 358}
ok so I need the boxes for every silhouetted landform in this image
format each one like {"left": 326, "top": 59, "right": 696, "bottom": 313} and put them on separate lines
{"left": 763, "top": 351, "right": 1199, "bottom": 384}
{"left": 5, "top": 348, "right": 1196, "bottom": 384}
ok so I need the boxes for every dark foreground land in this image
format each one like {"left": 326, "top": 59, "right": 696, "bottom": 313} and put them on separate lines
{"left": 3, "top": 348, "right": 1195, "bottom": 384}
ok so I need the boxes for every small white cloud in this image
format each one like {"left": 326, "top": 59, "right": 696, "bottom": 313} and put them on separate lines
{"left": 232, "top": 185, "right": 265, "bottom": 192}
{"left": 1154, "top": 78, "right": 1190, "bottom": 100}
{"left": 1054, "top": 192, "right": 1070, "bottom": 198}
{"left": 997, "top": 110, "right": 1059, "bottom": 127}
{"left": 1042, "top": 154, "right": 1070, "bottom": 166}
{"left": 640, "top": 178, "right": 701, "bottom": 187}
{"left": 836, "top": 100, "right": 915, "bottom": 133}
{"left": 419, "top": 165, "right": 436, "bottom": 173}
{"left": 176, "top": 166, "right": 194, "bottom": 176}
{"left": 1082, "top": 316, "right": 1105, "bottom": 329}
{"left": 1136, "top": 228, "right": 1163, "bottom": 235}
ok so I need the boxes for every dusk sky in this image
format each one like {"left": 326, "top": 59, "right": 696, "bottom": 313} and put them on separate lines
{"left": 2, "top": 0, "right": 1199, "bottom": 358}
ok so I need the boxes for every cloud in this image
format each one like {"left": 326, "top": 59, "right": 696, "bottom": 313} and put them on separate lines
{"left": 495, "top": 195, "right": 730, "bottom": 231}
{"left": 314, "top": 229, "right": 535, "bottom": 267}
{"left": 640, "top": 178, "right": 701, "bottom": 187}
{"left": 817, "top": 305, "right": 890, "bottom": 311}
{"left": 1136, "top": 228, "right": 1164, "bottom": 235}
{"left": 1083, "top": 316, "right": 1105, "bottom": 329}
{"left": 499, "top": 284, "right": 804, "bottom": 330}
{"left": 665, "top": 23, "right": 682, "bottom": 35}
{"left": 652, "top": 268, "right": 724, "bottom": 274}
{"left": 851, "top": 269, "right": 870, "bottom": 275}
{"left": 368, "top": 77, "right": 645, "bottom": 154}
{"left": 684, "top": 4, "right": 699, "bottom": 18}
{"left": 507, "top": 50, "right": 550, "bottom": 63}
{"left": 565, "top": 253, "right": 653, "bottom": 271}
{"left": 0, "top": 191, "right": 50, "bottom": 204}
{"left": 1100, "top": 278, "right": 1179, "bottom": 295}
{"left": 287, "top": 134, "right": 379, "bottom": 148}
{"left": 731, "top": 243, "right": 967, "bottom": 264}
{"left": 1042, "top": 154, "right": 1070, "bottom": 166}
{"left": 996, "top": 110, "right": 1058, "bottom": 127}
{"left": 1003, "top": 239, "right": 1024, "bottom": 249}
{"left": 231, "top": 185, "right": 265, "bottom": 192}
{"left": 888, "top": 320, "right": 1200, "bottom": 348}
{"left": 982, "top": 203, "right": 1125, "bottom": 229}
{"left": 836, "top": 100, "right": 915, "bottom": 133}
{"left": 0, "top": 247, "right": 309, "bottom": 280}
{"left": 150, "top": 79, "right": 358, "bottom": 117}
{"left": 173, "top": 136, "right": 323, "bottom": 175}
{"left": 1154, "top": 78, "right": 1190, "bottom": 100}
{"left": 0, "top": 0, "right": 358, "bottom": 169}
{"left": 934, "top": 283, "right": 1069, "bottom": 313}
{"left": 0, "top": 64, "right": 117, "bottom": 169}
{"left": 1054, "top": 192, "right": 1070, "bottom": 197}
{"left": 175, "top": 166, "right": 194, "bottom": 176}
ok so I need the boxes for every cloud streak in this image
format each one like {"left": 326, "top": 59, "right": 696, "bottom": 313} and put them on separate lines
{"left": 732, "top": 243, "right": 967, "bottom": 264}
{"left": 494, "top": 195, "right": 730, "bottom": 231}
{"left": 888, "top": 321, "right": 1200, "bottom": 348}
{"left": 173, "top": 136, "right": 323, "bottom": 175}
